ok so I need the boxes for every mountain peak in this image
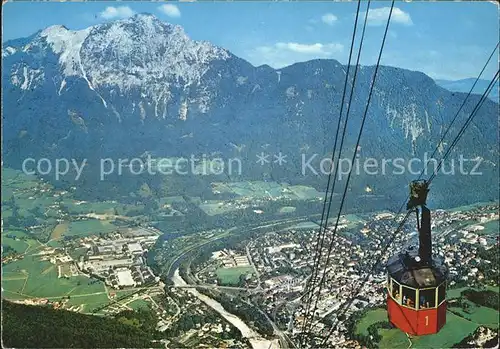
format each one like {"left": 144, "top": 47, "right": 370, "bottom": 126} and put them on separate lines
{"left": 41, "top": 24, "right": 69, "bottom": 36}
{"left": 125, "top": 12, "right": 167, "bottom": 25}
{"left": 5, "top": 12, "right": 232, "bottom": 113}
{"left": 116, "top": 12, "right": 180, "bottom": 30}
{"left": 130, "top": 12, "right": 160, "bottom": 22}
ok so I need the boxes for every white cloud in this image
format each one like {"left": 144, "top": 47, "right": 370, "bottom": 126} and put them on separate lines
{"left": 100, "top": 6, "right": 135, "bottom": 20}
{"left": 158, "top": 4, "right": 181, "bottom": 18}
{"left": 276, "top": 42, "right": 343, "bottom": 55}
{"left": 362, "top": 7, "right": 413, "bottom": 26}
{"left": 247, "top": 42, "right": 344, "bottom": 68}
{"left": 321, "top": 13, "right": 338, "bottom": 26}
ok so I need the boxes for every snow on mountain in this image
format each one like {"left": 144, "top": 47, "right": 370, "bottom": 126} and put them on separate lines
{"left": 80, "top": 14, "right": 230, "bottom": 90}
{"left": 40, "top": 25, "right": 91, "bottom": 77}
{"left": 6, "top": 13, "right": 231, "bottom": 115}
{"left": 2, "top": 46, "right": 17, "bottom": 57}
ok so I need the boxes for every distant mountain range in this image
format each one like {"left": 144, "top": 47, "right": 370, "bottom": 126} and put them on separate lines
{"left": 2, "top": 13, "right": 498, "bottom": 209}
{"left": 435, "top": 78, "right": 499, "bottom": 102}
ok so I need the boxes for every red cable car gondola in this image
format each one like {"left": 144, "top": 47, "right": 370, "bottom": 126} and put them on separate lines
{"left": 386, "top": 180, "right": 448, "bottom": 336}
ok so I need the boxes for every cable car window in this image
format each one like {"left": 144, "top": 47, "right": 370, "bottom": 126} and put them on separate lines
{"left": 402, "top": 286, "right": 416, "bottom": 309}
{"left": 437, "top": 283, "right": 446, "bottom": 305}
{"left": 418, "top": 288, "right": 436, "bottom": 309}
{"left": 391, "top": 279, "right": 401, "bottom": 303}
{"left": 387, "top": 274, "right": 391, "bottom": 293}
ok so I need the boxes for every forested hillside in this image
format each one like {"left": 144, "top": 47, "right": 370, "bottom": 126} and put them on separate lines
{"left": 2, "top": 301, "right": 162, "bottom": 348}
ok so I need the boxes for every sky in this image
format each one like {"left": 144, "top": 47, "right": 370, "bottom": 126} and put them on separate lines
{"left": 2, "top": 1, "right": 498, "bottom": 80}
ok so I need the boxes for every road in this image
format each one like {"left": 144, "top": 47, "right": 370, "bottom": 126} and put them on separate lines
{"left": 172, "top": 284, "right": 261, "bottom": 292}
{"left": 243, "top": 299, "right": 296, "bottom": 349}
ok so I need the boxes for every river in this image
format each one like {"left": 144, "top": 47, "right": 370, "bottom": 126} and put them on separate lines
{"left": 171, "top": 269, "right": 280, "bottom": 349}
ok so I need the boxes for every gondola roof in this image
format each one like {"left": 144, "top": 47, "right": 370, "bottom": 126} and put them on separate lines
{"left": 387, "top": 247, "right": 448, "bottom": 288}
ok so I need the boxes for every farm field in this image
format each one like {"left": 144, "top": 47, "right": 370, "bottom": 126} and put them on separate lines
{"left": 64, "top": 220, "right": 119, "bottom": 237}
{"left": 1, "top": 168, "right": 151, "bottom": 317}
{"left": 278, "top": 206, "right": 296, "bottom": 214}
{"left": 287, "top": 185, "right": 323, "bottom": 200}
{"left": 1, "top": 238, "right": 109, "bottom": 313}
{"left": 480, "top": 219, "right": 499, "bottom": 236}
{"left": 65, "top": 293, "right": 111, "bottom": 313}
{"left": 215, "top": 266, "right": 254, "bottom": 286}
{"left": 60, "top": 199, "right": 142, "bottom": 216}
{"left": 209, "top": 181, "right": 324, "bottom": 201}
{"left": 354, "top": 308, "right": 387, "bottom": 336}
{"left": 127, "top": 298, "right": 151, "bottom": 311}
{"left": 447, "top": 285, "right": 499, "bottom": 300}
{"left": 61, "top": 200, "right": 116, "bottom": 214}
{"left": 449, "top": 303, "right": 499, "bottom": 328}
{"left": 51, "top": 222, "right": 69, "bottom": 239}
{"left": 46, "top": 239, "right": 65, "bottom": 248}
{"left": 2, "top": 256, "right": 106, "bottom": 299}
{"left": 378, "top": 328, "right": 408, "bottom": 348}
{"left": 2, "top": 230, "right": 44, "bottom": 256}
{"left": 198, "top": 200, "right": 241, "bottom": 216}
{"left": 2, "top": 236, "right": 30, "bottom": 254}
{"left": 409, "top": 312, "right": 479, "bottom": 348}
